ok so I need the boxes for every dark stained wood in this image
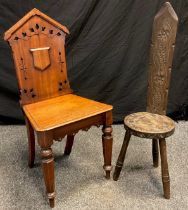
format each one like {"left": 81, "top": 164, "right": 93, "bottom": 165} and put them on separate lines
{"left": 159, "top": 138, "right": 170, "bottom": 199}
{"left": 64, "top": 135, "right": 75, "bottom": 155}
{"left": 113, "top": 130, "right": 131, "bottom": 181}
{"left": 147, "top": 2, "right": 178, "bottom": 115}
{"left": 152, "top": 138, "right": 159, "bottom": 167}
{"left": 102, "top": 125, "right": 113, "bottom": 179}
{"left": 102, "top": 111, "right": 113, "bottom": 179}
{"left": 146, "top": 2, "right": 178, "bottom": 172}
{"left": 124, "top": 112, "right": 175, "bottom": 139}
{"left": 113, "top": 2, "right": 178, "bottom": 199}
{"left": 25, "top": 116, "right": 35, "bottom": 168}
{"left": 4, "top": 9, "right": 113, "bottom": 207}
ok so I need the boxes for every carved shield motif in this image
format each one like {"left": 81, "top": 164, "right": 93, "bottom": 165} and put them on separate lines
{"left": 30, "top": 47, "right": 50, "bottom": 71}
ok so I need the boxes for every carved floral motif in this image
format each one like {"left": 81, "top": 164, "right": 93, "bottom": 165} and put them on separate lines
{"left": 147, "top": 15, "right": 176, "bottom": 115}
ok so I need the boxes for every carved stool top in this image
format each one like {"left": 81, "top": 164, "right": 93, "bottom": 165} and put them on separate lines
{"left": 124, "top": 112, "right": 175, "bottom": 138}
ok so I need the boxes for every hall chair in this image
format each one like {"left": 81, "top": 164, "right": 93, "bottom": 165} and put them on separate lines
{"left": 4, "top": 9, "right": 113, "bottom": 207}
{"left": 113, "top": 2, "right": 178, "bottom": 199}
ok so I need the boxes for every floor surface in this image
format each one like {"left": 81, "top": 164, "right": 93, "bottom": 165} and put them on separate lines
{"left": 0, "top": 122, "right": 188, "bottom": 210}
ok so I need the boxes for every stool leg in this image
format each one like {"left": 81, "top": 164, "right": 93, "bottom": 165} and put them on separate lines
{"left": 64, "top": 134, "right": 75, "bottom": 155}
{"left": 113, "top": 130, "right": 131, "bottom": 181}
{"left": 159, "top": 138, "right": 170, "bottom": 199}
{"left": 152, "top": 138, "right": 159, "bottom": 167}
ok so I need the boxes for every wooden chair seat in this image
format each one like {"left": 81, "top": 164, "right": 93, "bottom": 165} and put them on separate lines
{"left": 23, "top": 94, "right": 112, "bottom": 131}
{"left": 124, "top": 112, "right": 175, "bottom": 139}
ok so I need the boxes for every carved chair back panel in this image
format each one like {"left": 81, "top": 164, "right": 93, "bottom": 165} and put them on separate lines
{"left": 8, "top": 16, "right": 72, "bottom": 105}
{"left": 147, "top": 3, "right": 178, "bottom": 115}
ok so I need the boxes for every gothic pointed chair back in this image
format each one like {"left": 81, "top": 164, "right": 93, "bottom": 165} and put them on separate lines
{"left": 4, "top": 8, "right": 72, "bottom": 105}
{"left": 146, "top": 3, "right": 178, "bottom": 115}
{"left": 113, "top": 2, "right": 178, "bottom": 200}
{"left": 4, "top": 8, "right": 113, "bottom": 208}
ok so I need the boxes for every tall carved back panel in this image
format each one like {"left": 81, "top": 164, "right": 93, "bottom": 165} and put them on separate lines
{"left": 4, "top": 9, "right": 72, "bottom": 105}
{"left": 147, "top": 2, "right": 178, "bottom": 115}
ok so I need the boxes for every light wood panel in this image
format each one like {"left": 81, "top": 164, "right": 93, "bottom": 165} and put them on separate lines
{"left": 4, "top": 8, "right": 114, "bottom": 207}
{"left": 23, "top": 94, "right": 112, "bottom": 131}
{"left": 5, "top": 9, "right": 72, "bottom": 105}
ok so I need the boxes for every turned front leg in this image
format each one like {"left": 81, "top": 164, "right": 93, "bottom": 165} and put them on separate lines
{"left": 37, "top": 132, "right": 55, "bottom": 208}
{"left": 102, "top": 125, "right": 113, "bottom": 179}
{"left": 159, "top": 138, "right": 170, "bottom": 199}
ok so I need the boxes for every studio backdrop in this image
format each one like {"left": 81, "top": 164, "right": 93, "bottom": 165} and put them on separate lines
{"left": 0, "top": 0, "right": 187, "bottom": 124}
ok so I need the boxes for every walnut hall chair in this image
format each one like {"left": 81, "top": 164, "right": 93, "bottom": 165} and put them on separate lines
{"left": 113, "top": 2, "right": 178, "bottom": 199}
{"left": 4, "top": 9, "right": 113, "bottom": 208}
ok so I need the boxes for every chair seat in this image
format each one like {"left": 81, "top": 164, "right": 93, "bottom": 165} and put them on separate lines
{"left": 124, "top": 112, "right": 175, "bottom": 138}
{"left": 23, "top": 94, "right": 112, "bottom": 131}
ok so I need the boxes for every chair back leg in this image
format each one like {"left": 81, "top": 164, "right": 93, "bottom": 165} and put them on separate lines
{"left": 25, "top": 117, "right": 35, "bottom": 168}
{"left": 64, "top": 134, "right": 75, "bottom": 155}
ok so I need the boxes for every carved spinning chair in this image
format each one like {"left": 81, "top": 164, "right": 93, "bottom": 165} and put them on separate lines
{"left": 4, "top": 9, "right": 113, "bottom": 207}
{"left": 113, "top": 2, "right": 178, "bottom": 199}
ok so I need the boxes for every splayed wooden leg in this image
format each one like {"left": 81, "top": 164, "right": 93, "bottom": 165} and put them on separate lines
{"left": 159, "top": 138, "right": 170, "bottom": 199}
{"left": 152, "top": 138, "right": 159, "bottom": 167}
{"left": 113, "top": 130, "right": 131, "bottom": 181}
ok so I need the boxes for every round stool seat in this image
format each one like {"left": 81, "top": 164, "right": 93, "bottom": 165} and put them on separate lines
{"left": 124, "top": 112, "right": 175, "bottom": 138}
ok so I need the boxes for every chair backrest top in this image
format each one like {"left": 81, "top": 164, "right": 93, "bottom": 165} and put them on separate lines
{"left": 146, "top": 2, "right": 178, "bottom": 115}
{"left": 4, "top": 8, "right": 69, "bottom": 41}
{"left": 4, "top": 8, "right": 72, "bottom": 105}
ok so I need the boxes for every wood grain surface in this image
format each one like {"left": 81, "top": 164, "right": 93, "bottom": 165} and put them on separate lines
{"left": 4, "top": 8, "right": 72, "bottom": 105}
{"left": 23, "top": 94, "right": 112, "bottom": 131}
{"left": 114, "top": 2, "right": 178, "bottom": 200}
{"left": 124, "top": 112, "right": 175, "bottom": 138}
{"left": 147, "top": 2, "right": 178, "bottom": 115}
{"left": 4, "top": 8, "right": 114, "bottom": 207}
